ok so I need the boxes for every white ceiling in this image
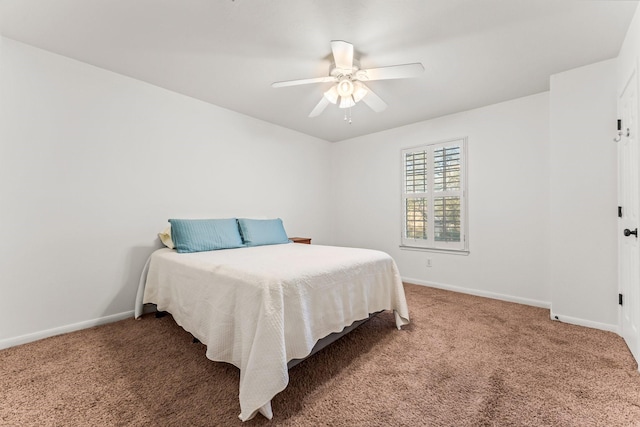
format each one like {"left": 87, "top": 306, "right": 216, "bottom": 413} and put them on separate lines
{"left": 0, "top": 0, "right": 637, "bottom": 142}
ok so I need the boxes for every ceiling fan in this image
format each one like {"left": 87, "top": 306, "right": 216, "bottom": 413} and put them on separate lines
{"left": 272, "top": 40, "right": 425, "bottom": 119}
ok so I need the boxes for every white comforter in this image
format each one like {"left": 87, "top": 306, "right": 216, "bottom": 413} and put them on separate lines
{"left": 136, "top": 243, "right": 409, "bottom": 421}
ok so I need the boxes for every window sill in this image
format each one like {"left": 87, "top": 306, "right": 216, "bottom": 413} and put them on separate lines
{"left": 399, "top": 245, "right": 470, "bottom": 255}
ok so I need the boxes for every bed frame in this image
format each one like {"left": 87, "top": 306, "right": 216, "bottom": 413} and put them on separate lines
{"left": 286, "top": 312, "right": 379, "bottom": 368}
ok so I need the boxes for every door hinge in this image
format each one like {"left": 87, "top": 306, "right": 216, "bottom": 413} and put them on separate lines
{"left": 619, "top": 293, "right": 623, "bottom": 306}
{"left": 618, "top": 206, "right": 623, "bottom": 218}
{"left": 614, "top": 119, "right": 630, "bottom": 142}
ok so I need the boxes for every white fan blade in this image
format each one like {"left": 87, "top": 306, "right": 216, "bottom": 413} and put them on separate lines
{"left": 272, "top": 76, "right": 336, "bottom": 88}
{"left": 358, "top": 63, "right": 424, "bottom": 81}
{"left": 331, "top": 40, "right": 354, "bottom": 70}
{"left": 309, "top": 97, "right": 330, "bottom": 117}
{"left": 360, "top": 84, "right": 387, "bottom": 112}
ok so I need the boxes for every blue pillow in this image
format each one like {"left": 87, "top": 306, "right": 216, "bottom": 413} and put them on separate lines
{"left": 237, "top": 218, "right": 290, "bottom": 247}
{"left": 168, "top": 218, "right": 244, "bottom": 253}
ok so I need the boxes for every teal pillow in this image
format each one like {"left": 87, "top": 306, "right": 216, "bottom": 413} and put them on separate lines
{"left": 168, "top": 218, "right": 244, "bottom": 253}
{"left": 237, "top": 218, "right": 290, "bottom": 247}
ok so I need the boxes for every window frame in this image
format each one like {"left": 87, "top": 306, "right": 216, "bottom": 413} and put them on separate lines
{"left": 400, "top": 137, "right": 469, "bottom": 253}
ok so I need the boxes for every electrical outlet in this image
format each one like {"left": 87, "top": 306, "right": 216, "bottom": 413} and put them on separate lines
{"left": 426, "top": 258, "right": 432, "bottom": 268}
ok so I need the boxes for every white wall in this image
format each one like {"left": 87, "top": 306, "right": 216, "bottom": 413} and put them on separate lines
{"left": 0, "top": 37, "right": 332, "bottom": 347}
{"left": 549, "top": 60, "right": 618, "bottom": 331}
{"left": 0, "top": 24, "right": 628, "bottom": 348}
{"left": 618, "top": 5, "right": 640, "bottom": 98}
{"left": 330, "top": 93, "right": 551, "bottom": 307}
{"left": 330, "top": 62, "right": 619, "bottom": 330}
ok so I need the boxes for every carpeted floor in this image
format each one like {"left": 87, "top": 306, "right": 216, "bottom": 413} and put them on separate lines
{"left": 1, "top": 284, "right": 640, "bottom": 426}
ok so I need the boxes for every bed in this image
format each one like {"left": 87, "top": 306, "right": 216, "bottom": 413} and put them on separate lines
{"left": 134, "top": 221, "right": 409, "bottom": 421}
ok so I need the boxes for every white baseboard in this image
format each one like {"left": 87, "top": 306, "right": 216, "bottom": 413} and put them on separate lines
{"left": 549, "top": 311, "right": 619, "bottom": 333}
{"left": 403, "top": 276, "right": 551, "bottom": 309}
{"left": 403, "top": 277, "right": 621, "bottom": 333}
{"left": 0, "top": 310, "right": 134, "bottom": 351}
{"left": 0, "top": 286, "right": 620, "bottom": 351}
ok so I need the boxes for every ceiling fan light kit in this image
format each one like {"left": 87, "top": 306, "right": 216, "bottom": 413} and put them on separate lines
{"left": 336, "top": 78, "right": 354, "bottom": 98}
{"left": 339, "top": 96, "right": 356, "bottom": 109}
{"left": 323, "top": 86, "right": 339, "bottom": 104}
{"left": 352, "top": 81, "right": 368, "bottom": 103}
{"left": 272, "top": 40, "right": 424, "bottom": 121}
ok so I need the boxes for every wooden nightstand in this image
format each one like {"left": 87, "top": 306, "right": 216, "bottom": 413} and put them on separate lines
{"left": 289, "top": 237, "right": 311, "bottom": 244}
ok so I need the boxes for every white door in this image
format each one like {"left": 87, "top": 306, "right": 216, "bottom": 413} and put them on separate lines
{"left": 618, "top": 68, "right": 640, "bottom": 366}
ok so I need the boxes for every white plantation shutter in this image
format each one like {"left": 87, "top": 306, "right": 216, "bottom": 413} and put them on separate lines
{"left": 401, "top": 138, "right": 468, "bottom": 251}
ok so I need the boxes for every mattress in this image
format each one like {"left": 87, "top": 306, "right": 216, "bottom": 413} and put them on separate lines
{"left": 136, "top": 243, "right": 409, "bottom": 421}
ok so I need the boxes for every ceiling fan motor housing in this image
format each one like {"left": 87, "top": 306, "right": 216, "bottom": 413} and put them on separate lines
{"left": 330, "top": 59, "right": 360, "bottom": 78}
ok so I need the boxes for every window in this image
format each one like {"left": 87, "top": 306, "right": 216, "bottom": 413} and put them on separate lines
{"left": 401, "top": 138, "right": 468, "bottom": 252}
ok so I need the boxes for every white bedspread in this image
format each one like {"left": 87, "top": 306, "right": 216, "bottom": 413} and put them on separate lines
{"left": 137, "top": 243, "right": 409, "bottom": 421}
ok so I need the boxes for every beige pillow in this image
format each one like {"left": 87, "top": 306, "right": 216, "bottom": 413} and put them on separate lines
{"left": 158, "top": 225, "right": 175, "bottom": 249}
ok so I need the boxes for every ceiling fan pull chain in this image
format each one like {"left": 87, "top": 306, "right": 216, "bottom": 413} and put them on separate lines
{"left": 344, "top": 108, "right": 352, "bottom": 124}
